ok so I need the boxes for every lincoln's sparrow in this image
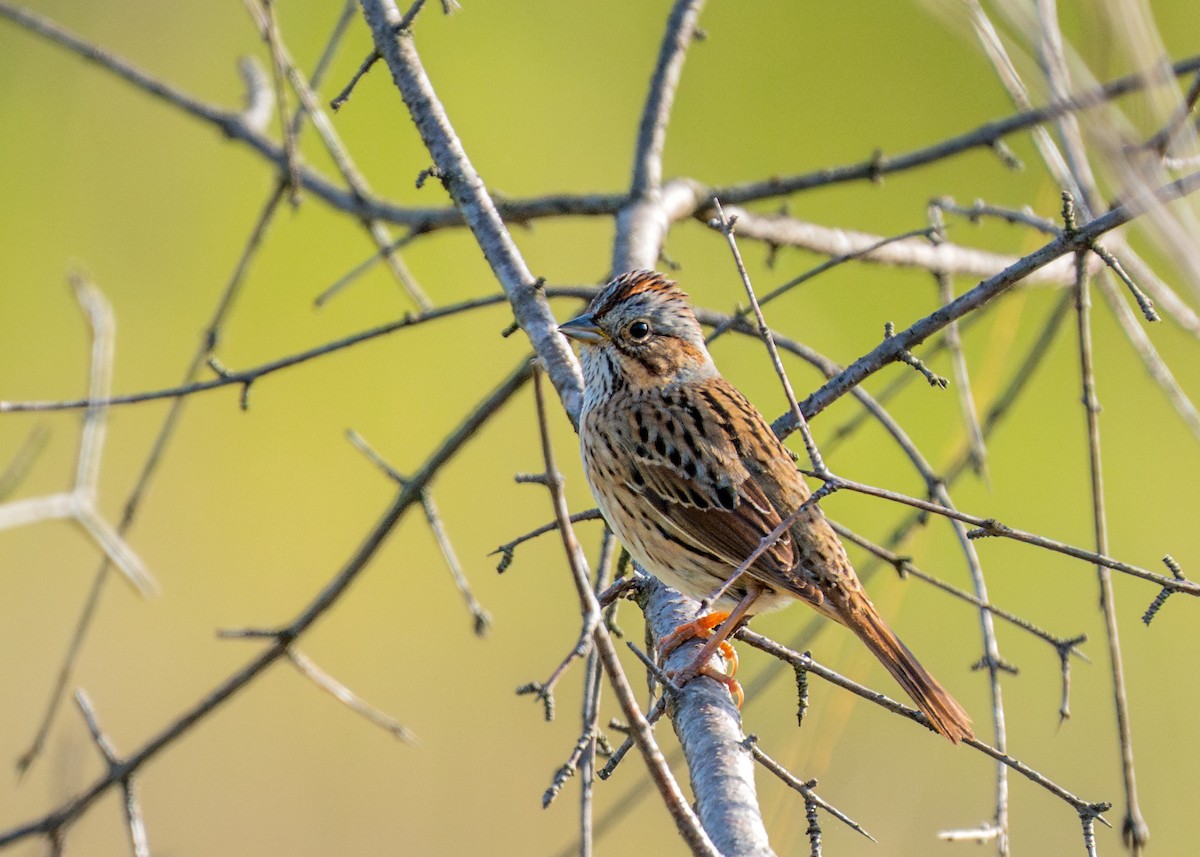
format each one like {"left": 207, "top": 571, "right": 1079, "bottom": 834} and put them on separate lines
{"left": 560, "top": 270, "right": 972, "bottom": 743}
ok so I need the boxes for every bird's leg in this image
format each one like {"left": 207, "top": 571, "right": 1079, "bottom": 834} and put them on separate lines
{"left": 658, "top": 610, "right": 732, "bottom": 664}
{"left": 658, "top": 588, "right": 760, "bottom": 708}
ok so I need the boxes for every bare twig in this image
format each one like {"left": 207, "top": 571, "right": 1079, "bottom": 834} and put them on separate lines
{"left": 1074, "top": 253, "right": 1149, "bottom": 852}
{"left": 528, "top": 370, "right": 720, "bottom": 856}
{"left": 709, "top": 199, "right": 827, "bottom": 475}
{"left": 934, "top": 267, "right": 989, "bottom": 479}
{"left": 0, "top": 275, "right": 156, "bottom": 596}
{"left": 73, "top": 690, "right": 151, "bottom": 857}
{"left": 1141, "top": 70, "right": 1200, "bottom": 157}
{"left": 255, "top": 0, "right": 302, "bottom": 205}
{"left": 0, "top": 425, "right": 49, "bottom": 502}
{"left": 492, "top": 508, "right": 605, "bottom": 573}
{"left": 741, "top": 736, "right": 875, "bottom": 842}
{"left": 347, "top": 430, "right": 490, "bottom": 635}
{"left": 285, "top": 649, "right": 418, "bottom": 743}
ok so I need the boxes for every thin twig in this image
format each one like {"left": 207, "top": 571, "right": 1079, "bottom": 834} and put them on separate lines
{"left": 285, "top": 649, "right": 418, "bottom": 743}
{"left": 736, "top": 631, "right": 1110, "bottom": 818}
{"left": 255, "top": 0, "right": 302, "bottom": 205}
{"left": 1074, "top": 252, "right": 1149, "bottom": 852}
{"left": 741, "top": 736, "right": 875, "bottom": 842}
{"left": 492, "top": 508, "right": 605, "bottom": 573}
{"left": 0, "top": 425, "right": 49, "bottom": 502}
{"left": 1140, "top": 70, "right": 1200, "bottom": 157}
{"left": 933, "top": 266, "right": 989, "bottom": 479}
{"left": 73, "top": 690, "right": 151, "bottom": 857}
{"left": 528, "top": 369, "right": 719, "bottom": 856}
{"left": 347, "top": 430, "right": 491, "bottom": 634}
{"left": 933, "top": 196, "right": 1061, "bottom": 234}
{"left": 709, "top": 198, "right": 827, "bottom": 475}
{"left": 576, "top": 528, "right": 618, "bottom": 855}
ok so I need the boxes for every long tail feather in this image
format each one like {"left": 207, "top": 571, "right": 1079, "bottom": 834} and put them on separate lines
{"left": 848, "top": 607, "right": 974, "bottom": 744}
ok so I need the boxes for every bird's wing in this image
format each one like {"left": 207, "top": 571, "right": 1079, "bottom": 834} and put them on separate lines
{"left": 604, "top": 382, "right": 799, "bottom": 583}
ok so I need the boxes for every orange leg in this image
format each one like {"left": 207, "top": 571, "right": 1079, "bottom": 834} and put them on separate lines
{"left": 697, "top": 665, "right": 744, "bottom": 709}
{"left": 659, "top": 611, "right": 731, "bottom": 663}
{"left": 655, "top": 589, "right": 760, "bottom": 708}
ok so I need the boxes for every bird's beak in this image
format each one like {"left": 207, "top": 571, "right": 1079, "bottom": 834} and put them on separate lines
{"left": 559, "top": 313, "right": 607, "bottom": 344}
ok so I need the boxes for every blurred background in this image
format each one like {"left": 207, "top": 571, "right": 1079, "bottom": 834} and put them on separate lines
{"left": 1, "top": 1, "right": 1198, "bottom": 854}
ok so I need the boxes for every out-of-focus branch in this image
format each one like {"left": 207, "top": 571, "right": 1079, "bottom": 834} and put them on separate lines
{"left": 0, "top": 359, "right": 533, "bottom": 849}
{"left": 710, "top": 53, "right": 1200, "bottom": 204}
{"left": 710, "top": 203, "right": 1082, "bottom": 285}
{"left": 0, "top": 275, "right": 157, "bottom": 597}
{"left": 5, "top": 2, "right": 1196, "bottom": 245}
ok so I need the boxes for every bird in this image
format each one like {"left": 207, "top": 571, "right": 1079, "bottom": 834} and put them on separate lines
{"left": 558, "top": 269, "right": 973, "bottom": 743}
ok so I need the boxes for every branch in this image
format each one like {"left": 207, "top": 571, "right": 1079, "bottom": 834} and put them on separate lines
{"left": 642, "top": 580, "right": 775, "bottom": 857}
{"left": 630, "top": 0, "right": 706, "bottom": 197}
{"left": 710, "top": 54, "right": 1200, "bottom": 204}
{"left": 710, "top": 203, "right": 1082, "bottom": 286}
{"left": 0, "top": 275, "right": 157, "bottom": 596}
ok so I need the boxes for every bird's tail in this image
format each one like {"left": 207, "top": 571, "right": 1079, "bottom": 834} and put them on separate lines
{"left": 847, "top": 606, "right": 974, "bottom": 744}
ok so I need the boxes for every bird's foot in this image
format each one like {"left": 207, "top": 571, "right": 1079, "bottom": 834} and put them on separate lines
{"left": 657, "top": 611, "right": 743, "bottom": 707}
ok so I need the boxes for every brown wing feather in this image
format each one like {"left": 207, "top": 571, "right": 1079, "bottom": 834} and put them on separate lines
{"left": 608, "top": 388, "right": 798, "bottom": 583}
{"left": 635, "top": 459, "right": 796, "bottom": 576}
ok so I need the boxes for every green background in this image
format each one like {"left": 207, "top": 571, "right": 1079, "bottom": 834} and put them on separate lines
{"left": 2, "top": 1, "right": 1198, "bottom": 855}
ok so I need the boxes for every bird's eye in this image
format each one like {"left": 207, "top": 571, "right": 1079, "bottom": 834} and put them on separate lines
{"left": 628, "top": 320, "right": 652, "bottom": 342}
